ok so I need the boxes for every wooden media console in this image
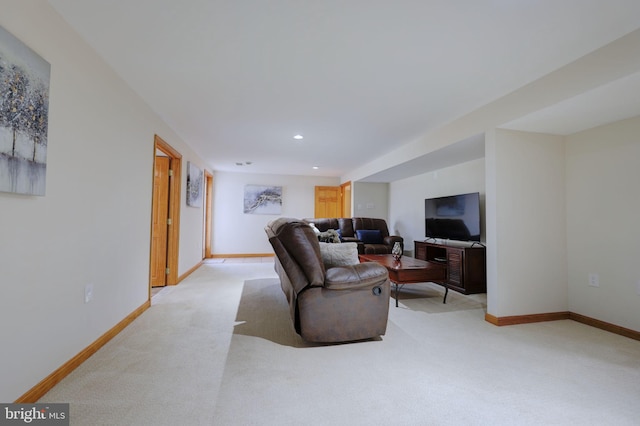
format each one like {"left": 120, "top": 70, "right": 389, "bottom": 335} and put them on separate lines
{"left": 414, "top": 240, "right": 486, "bottom": 295}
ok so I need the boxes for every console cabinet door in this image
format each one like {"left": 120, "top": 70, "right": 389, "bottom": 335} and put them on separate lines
{"left": 447, "top": 249, "right": 463, "bottom": 288}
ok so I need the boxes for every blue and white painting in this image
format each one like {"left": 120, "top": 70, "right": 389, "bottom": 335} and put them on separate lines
{"left": 0, "top": 25, "right": 50, "bottom": 196}
{"left": 186, "top": 161, "right": 203, "bottom": 207}
{"left": 244, "top": 184, "right": 282, "bottom": 214}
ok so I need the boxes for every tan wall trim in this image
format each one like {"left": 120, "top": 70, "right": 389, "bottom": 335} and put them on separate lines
{"left": 569, "top": 312, "right": 640, "bottom": 342}
{"left": 177, "top": 261, "right": 203, "bottom": 284}
{"left": 484, "top": 313, "right": 500, "bottom": 326}
{"left": 486, "top": 311, "right": 640, "bottom": 342}
{"left": 15, "top": 297, "right": 638, "bottom": 403}
{"left": 209, "top": 253, "right": 274, "bottom": 259}
{"left": 16, "top": 301, "right": 151, "bottom": 403}
{"left": 485, "top": 312, "right": 570, "bottom": 326}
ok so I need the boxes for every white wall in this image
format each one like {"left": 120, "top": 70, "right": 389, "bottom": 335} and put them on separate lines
{"left": 389, "top": 158, "right": 485, "bottom": 255}
{"left": 352, "top": 182, "right": 389, "bottom": 221}
{"left": 485, "top": 129, "right": 568, "bottom": 318}
{"left": 0, "top": 2, "right": 207, "bottom": 401}
{"left": 566, "top": 116, "right": 640, "bottom": 331}
{"left": 212, "top": 171, "right": 339, "bottom": 255}
{"left": 180, "top": 161, "right": 208, "bottom": 273}
{"left": 389, "top": 122, "right": 639, "bottom": 334}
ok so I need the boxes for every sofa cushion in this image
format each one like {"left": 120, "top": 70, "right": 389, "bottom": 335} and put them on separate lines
{"left": 355, "top": 229, "right": 383, "bottom": 244}
{"left": 353, "top": 218, "right": 390, "bottom": 238}
{"left": 304, "top": 218, "right": 339, "bottom": 233}
{"left": 363, "top": 244, "right": 391, "bottom": 254}
{"left": 318, "top": 242, "right": 359, "bottom": 268}
{"left": 337, "top": 218, "right": 355, "bottom": 238}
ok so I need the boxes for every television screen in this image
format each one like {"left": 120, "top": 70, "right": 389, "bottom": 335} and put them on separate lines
{"left": 425, "top": 192, "right": 481, "bottom": 242}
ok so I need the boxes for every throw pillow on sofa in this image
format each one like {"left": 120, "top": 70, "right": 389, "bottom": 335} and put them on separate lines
{"left": 318, "top": 229, "right": 341, "bottom": 243}
{"left": 355, "top": 229, "right": 383, "bottom": 244}
{"left": 318, "top": 242, "right": 359, "bottom": 268}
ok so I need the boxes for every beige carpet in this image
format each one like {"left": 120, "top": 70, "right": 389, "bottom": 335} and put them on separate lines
{"left": 391, "top": 281, "right": 487, "bottom": 313}
{"left": 40, "top": 262, "right": 640, "bottom": 425}
{"left": 232, "top": 278, "right": 311, "bottom": 348}
{"left": 214, "top": 274, "right": 640, "bottom": 425}
{"left": 231, "top": 278, "right": 484, "bottom": 347}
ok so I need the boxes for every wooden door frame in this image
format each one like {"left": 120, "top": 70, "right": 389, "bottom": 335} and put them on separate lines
{"left": 340, "top": 181, "right": 351, "bottom": 217}
{"left": 150, "top": 135, "right": 182, "bottom": 291}
{"left": 203, "top": 171, "right": 213, "bottom": 259}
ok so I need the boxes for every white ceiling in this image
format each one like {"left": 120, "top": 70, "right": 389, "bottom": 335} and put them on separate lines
{"left": 500, "top": 70, "right": 640, "bottom": 135}
{"left": 48, "top": 0, "right": 640, "bottom": 180}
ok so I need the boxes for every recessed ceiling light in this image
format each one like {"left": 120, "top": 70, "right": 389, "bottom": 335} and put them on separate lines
{"left": 312, "top": 166, "right": 319, "bottom": 170}
{"left": 293, "top": 134, "right": 303, "bottom": 140}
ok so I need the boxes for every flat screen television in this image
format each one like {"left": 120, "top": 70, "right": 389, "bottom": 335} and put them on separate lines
{"left": 425, "top": 192, "right": 481, "bottom": 242}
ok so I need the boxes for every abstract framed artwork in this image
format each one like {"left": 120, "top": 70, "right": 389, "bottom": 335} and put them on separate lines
{"left": 244, "top": 184, "right": 282, "bottom": 214}
{"left": 0, "top": 25, "right": 51, "bottom": 196}
{"left": 186, "top": 161, "right": 203, "bottom": 207}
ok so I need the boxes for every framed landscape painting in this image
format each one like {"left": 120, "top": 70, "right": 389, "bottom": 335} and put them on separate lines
{"left": 0, "top": 25, "right": 51, "bottom": 196}
{"left": 244, "top": 184, "right": 282, "bottom": 214}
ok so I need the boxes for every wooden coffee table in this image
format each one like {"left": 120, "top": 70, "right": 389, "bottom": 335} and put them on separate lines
{"left": 359, "top": 254, "right": 447, "bottom": 307}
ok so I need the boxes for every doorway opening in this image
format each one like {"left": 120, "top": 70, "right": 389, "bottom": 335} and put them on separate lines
{"left": 204, "top": 171, "right": 213, "bottom": 259}
{"left": 149, "top": 135, "right": 182, "bottom": 295}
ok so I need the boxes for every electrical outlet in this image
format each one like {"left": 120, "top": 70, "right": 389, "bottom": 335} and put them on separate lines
{"left": 588, "top": 273, "right": 599, "bottom": 287}
{"left": 85, "top": 283, "right": 93, "bottom": 303}
{"left": 636, "top": 280, "right": 640, "bottom": 296}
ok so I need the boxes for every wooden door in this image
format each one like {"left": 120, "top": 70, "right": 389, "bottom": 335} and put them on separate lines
{"left": 315, "top": 186, "right": 341, "bottom": 218}
{"left": 150, "top": 156, "right": 170, "bottom": 287}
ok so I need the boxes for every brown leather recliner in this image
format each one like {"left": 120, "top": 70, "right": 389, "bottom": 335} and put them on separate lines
{"left": 265, "top": 217, "right": 390, "bottom": 343}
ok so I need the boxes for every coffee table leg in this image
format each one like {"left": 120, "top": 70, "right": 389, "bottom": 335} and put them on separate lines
{"left": 393, "top": 282, "right": 398, "bottom": 307}
{"left": 392, "top": 282, "right": 448, "bottom": 305}
{"left": 392, "top": 282, "right": 405, "bottom": 307}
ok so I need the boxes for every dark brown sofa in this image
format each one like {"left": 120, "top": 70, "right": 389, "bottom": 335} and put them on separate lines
{"left": 303, "top": 217, "right": 404, "bottom": 254}
{"left": 265, "top": 217, "right": 390, "bottom": 343}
